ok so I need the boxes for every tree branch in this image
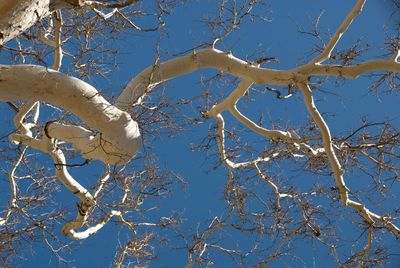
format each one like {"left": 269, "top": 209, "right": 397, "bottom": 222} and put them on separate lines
{"left": 312, "top": 0, "right": 366, "bottom": 64}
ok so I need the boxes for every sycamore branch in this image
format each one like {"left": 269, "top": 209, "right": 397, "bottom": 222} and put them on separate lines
{"left": 297, "top": 81, "right": 400, "bottom": 236}
{"left": 0, "top": 147, "right": 27, "bottom": 225}
{"left": 116, "top": 48, "right": 400, "bottom": 112}
{"left": 116, "top": 0, "right": 400, "bottom": 240}
{"left": 0, "top": 64, "right": 141, "bottom": 165}
{"left": 1, "top": 0, "right": 399, "bottom": 247}
{"left": 52, "top": 11, "right": 63, "bottom": 70}
{"left": 0, "top": 0, "right": 52, "bottom": 46}
{"left": 312, "top": 0, "right": 366, "bottom": 64}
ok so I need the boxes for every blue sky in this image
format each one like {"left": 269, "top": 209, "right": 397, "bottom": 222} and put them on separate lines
{"left": 1, "top": 0, "right": 399, "bottom": 267}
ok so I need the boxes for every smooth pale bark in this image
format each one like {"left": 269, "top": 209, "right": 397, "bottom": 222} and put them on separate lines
{"left": 0, "top": 0, "right": 51, "bottom": 46}
{"left": 0, "top": 65, "right": 141, "bottom": 165}
{"left": 116, "top": 48, "right": 400, "bottom": 112}
{"left": 115, "top": 48, "right": 293, "bottom": 110}
{"left": 1, "top": 0, "right": 400, "bottom": 242}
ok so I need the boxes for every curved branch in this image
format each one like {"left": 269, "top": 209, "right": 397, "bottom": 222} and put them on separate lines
{"left": 63, "top": 210, "right": 122, "bottom": 239}
{"left": 115, "top": 48, "right": 295, "bottom": 110}
{"left": 116, "top": 48, "right": 400, "bottom": 112}
{"left": 0, "top": 64, "right": 141, "bottom": 165}
{"left": 0, "top": 147, "right": 26, "bottom": 225}
{"left": 298, "top": 81, "right": 400, "bottom": 237}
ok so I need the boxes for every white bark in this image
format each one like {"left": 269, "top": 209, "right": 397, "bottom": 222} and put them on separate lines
{"left": 312, "top": 0, "right": 366, "bottom": 64}
{"left": 116, "top": 48, "right": 400, "bottom": 112}
{"left": 0, "top": 0, "right": 51, "bottom": 46}
{"left": 1, "top": 0, "right": 399, "bottom": 245}
{"left": 0, "top": 64, "right": 141, "bottom": 165}
{"left": 115, "top": 48, "right": 294, "bottom": 111}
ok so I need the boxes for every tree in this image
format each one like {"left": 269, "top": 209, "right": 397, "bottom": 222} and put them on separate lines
{"left": 0, "top": 0, "right": 399, "bottom": 267}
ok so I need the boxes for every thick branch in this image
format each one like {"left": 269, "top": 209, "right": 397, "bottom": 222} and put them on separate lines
{"left": 117, "top": 48, "right": 400, "bottom": 111}
{"left": 115, "top": 48, "right": 295, "bottom": 110}
{"left": 0, "top": 65, "right": 141, "bottom": 164}
{"left": 0, "top": 0, "right": 52, "bottom": 46}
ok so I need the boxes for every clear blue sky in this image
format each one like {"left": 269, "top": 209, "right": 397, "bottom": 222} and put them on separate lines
{"left": 2, "top": 0, "right": 398, "bottom": 267}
